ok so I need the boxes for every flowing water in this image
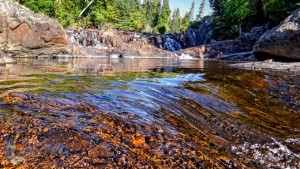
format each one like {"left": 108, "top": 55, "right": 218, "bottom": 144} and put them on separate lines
{"left": 0, "top": 58, "right": 299, "bottom": 168}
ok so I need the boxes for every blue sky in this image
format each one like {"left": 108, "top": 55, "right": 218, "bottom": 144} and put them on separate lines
{"left": 169, "top": 0, "right": 212, "bottom": 17}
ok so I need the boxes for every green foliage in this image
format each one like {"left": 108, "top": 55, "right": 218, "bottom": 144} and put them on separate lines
{"left": 18, "top": 0, "right": 206, "bottom": 34}
{"left": 20, "top": 0, "right": 55, "bottom": 16}
{"left": 157, "top": 0, "right": 171, "bottom": 34}
{"left": 170, "top": 8, "right": 182, "bottom": 33}
{"left": 180, "top": 13, "right": 191, "bottom": 32}
{"left": 263, "top": 0, "right": 300, "bottom": 24}
{"left": 210, "top": 0, "right": 300, "bottom": 40}
{"left": 54, "top": 0, "right": 83, "bottom": 27}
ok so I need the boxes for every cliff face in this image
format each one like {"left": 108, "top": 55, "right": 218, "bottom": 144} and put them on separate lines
{"left": 0, "top": 0, "right": 70, "bottom": 59}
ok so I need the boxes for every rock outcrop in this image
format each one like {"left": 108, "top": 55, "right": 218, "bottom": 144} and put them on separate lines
{"left": 0, "top": 0, "right": 70, "bottom": 60}
{"left": 180, "top": 16, "right": 213, "bottom": 48}
{"left": 253, "top": 8, "right": 300, "bottom": 60}
{"left": 67, "top": 29, "right": 177, "bottom": 58}
{"left": 180, "top": 26, "right": 267, "bottom": 61}
{"left": 146, "top": 16, "right": 213, "bottom": 51}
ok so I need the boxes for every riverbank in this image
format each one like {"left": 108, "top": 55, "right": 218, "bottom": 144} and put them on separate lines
{"left": 231, "top": 60, "right": 300, "bottom": 73}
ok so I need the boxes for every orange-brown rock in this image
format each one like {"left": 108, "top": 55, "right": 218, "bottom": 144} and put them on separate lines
{"left": 0, "top": 0, "right": 70, "bottom": 58}
{"left": 11, "top": 23, "right": 45, "bottom": 49}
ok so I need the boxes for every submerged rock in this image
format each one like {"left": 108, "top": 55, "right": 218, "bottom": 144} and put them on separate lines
{"left": 253, "top": 8, "right": 300, "bottom": 60}
{"left": 0, "top": 0, "right": 71, "bottom": 57}
{"left": 0, "top": 52, "right": 15, "bottom": 64}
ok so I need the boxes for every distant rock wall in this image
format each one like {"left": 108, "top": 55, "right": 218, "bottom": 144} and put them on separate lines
{"left": 147, "top": 16, "right": 213, "bottom": 51}
{"left": 180, "top": 26, "right": 267, "bottom": 61}
{"left": 181, "top": 16, "right": 213, "bottom": 48}
{"left": 0, "top": 0, "right": 70, "bottom": 60}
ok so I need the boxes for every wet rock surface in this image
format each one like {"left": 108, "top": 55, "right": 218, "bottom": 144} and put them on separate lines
{"left": 67, "top": 29, "right": 177, "bottom": 58}
{"left": 181, "top": 16, "right": 213, "bottom": 48}
{"left": 0, "top": 0, "right": 70, "bottom": 57}
{"left": 0, "top": 52, "right": 15, "bottom": 64}
{"left": 253, "top": 8, "right": 300, "bottom": 60}
{"left": 231, "top": 60, "right": 300, "bottom": 72}
{"left": 0, "top": 59, "right": 299, "bottom": 168}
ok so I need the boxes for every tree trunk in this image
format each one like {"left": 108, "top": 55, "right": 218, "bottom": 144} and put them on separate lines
{"left": 79, "top": 0, "right": 95, "bottom": 17}
{"left": 239, "top": 22, "right": 243, "bottom": 35}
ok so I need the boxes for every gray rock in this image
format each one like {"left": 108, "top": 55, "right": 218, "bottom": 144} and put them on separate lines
{"left": 0, "top": 52, "right": 16, "bottom": 64}
{"left": 253, "top": 8, "right": 300, "bottom": 60}
{"left": 231, "top": 61, "right": 300, "bottom": 72}
{"left": 181, "top": 16, "right": 213, "bottom": 48}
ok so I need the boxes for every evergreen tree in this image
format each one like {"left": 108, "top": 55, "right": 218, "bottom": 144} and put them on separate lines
{"left": 196, "top": 0, "right": 205, "bottom": 21}
{"left": 170, "top": 8, "right": 181, "bottom": 33}
{"left": 181, "top": 12, "right": 190, "bottom": 32}
{"left": 262, "top": 0, "right": 300, "bottom": 24}
{"left": 157, "top": 0, "right": 171, "bottom": 34}
{"left": 223, "top": 0, "right": 251, "bottom": 35}
{"left": 21, "top": 0, "right": 55, "bottom": 17}
{"left": 188, "top": 1, "right": 195, "bottom": 21}
{"left": 108, "top": 0, "right": 143, "bottom": 31}
{"left": 142, "top": 0, "right": 161, "bottom": 32}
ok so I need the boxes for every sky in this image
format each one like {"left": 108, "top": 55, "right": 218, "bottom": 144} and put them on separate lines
{"left": 169, "top": 0, "right": 212, "bottom": 18}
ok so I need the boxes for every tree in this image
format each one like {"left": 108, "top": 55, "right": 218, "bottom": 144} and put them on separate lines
{"left": 108, "top": 0, "right": 144, "bottom": 31}
{"left": 180, "top": 12, "right": 190, "bottom": 32}
{"left": 196, "top": 0, "right": 205, "bottom": 21}
{"left": 263, "top": 0, "right": 300, "bottom": 24}
{"left": 157, "top": 0, "right": 171, "bottom": 34}
{"left": 223, "top": 0, "right": 251, "bottom": 35}
{"left": 188, "top": 1, "right": 195, "bottom": 21}
{"left": 170, "top": 8, "right": 181, "bottom": 33}
{"left": 141, "top": 0, "right": 161, "bottom": 32}
{"left": 21, "top": 0, "right": 55, "bottom": 17}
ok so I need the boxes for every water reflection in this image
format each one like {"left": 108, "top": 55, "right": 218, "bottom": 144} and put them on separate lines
{"left": 0, "top": 58, "right": 299, "bottom": 168}
{"left": 0, "top": 58, "right": 230, "bottom": 79}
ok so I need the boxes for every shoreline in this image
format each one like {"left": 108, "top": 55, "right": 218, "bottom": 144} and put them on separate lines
{"left": 231, "top": 60, "right": 300, "bottom": 73}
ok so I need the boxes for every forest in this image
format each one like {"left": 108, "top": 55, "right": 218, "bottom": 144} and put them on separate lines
{"left": 16, "top": 0, "right": 300, "bottom": 39}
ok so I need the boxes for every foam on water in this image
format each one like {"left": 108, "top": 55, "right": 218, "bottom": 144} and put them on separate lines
{"left": 232, "top": 138, "right": 300, "bottom": 168}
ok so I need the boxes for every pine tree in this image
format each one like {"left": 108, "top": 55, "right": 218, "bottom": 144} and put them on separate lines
{"left": 170, "top": 8, "right": 181, "bottom": 33}
{"left": 157, "top": 0, "right": 171, "bottom": 34}
{"left": 188, "top": 1, "right": 195, "bottom": 21}
{"left": 196, "top": 0, "right": 205, "bottom": 21}
{"left": 181, "top": 12, "right": 190, "bottom": 32}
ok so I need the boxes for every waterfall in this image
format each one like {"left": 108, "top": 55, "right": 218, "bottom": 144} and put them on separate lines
{"left": 66, "top": 29, "right": 107, "bottom": 49}
{"left": 162, "top": 36, "right": 182, "bottom": 51}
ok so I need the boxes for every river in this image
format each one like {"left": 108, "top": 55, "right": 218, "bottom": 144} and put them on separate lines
{"left": 0, "top": 58, "right": 299, "bottom": 168}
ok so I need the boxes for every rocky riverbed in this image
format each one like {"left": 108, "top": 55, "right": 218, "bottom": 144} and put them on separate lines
{"left": 0, "top": 58, "right": 299, "bottom": 168}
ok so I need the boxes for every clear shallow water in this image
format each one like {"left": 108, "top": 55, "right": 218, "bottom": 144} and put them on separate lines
{"left": 0, "top": 58, "right": 299, "bottom": 168}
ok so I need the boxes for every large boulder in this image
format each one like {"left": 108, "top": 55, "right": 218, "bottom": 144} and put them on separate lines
{"left": 253, "top": 8, "right": 300, "bottom": 60}
{"left": 0, "top": 0, "right": 70, "bottom": 59}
